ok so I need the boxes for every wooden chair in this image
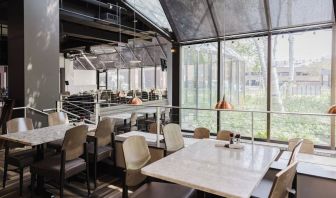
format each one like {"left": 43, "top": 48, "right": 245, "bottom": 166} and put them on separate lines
{"left": 148, "top": 122, "right": 163, "bottom": 134}
{"left": 30, "top": 125, "right": 90, "bottom": 198}
{"left": 288, "top": 138, "right": 314, "bottom": 154}
{"left": 194, "top": 127, "right": 210, "bottom": 139}
{"left": 47, "top": 112, "right": 70, "bottom": 151}
{"left": 252, "top": 140, "right": 303, "bottom": 198}
{"left": 216, "top": 130, "right": 233, "bottom": 141}
{"left": 87, "top": 118, "right": 116, "bottom": 188}
{"left": 0, "top": 98, "right": 15, "bottom": 135}
{"left": 122, "top": 136, "right": 196, "bottom": 198}
{"left": 48, "top": 112, "right": 69, "bottom": 126}
{"left": 287, "top": 139, "right": 303, "bottom": 166}
{"left": 3, "top": 118, "right": 34, "bottom": 196}
{"left": 163, "top": 123, "right": 184, "bottom": 154}
{"left": 119, "top": 112, "right": 138, "bottom": 133}
{"left": 252, "top": 162, "right": 298, "bottom": 198}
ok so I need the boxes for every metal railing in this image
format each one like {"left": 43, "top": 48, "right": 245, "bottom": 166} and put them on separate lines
{"left": 55, "top": 99, "right": 336, "bottom": 150}
{"left": 13, "top": 106, "right": 49, "bottom": 117}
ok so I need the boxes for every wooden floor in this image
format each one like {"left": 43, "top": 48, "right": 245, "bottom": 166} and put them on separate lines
{"left": 0, "top": 150, "right": 124, "bottom": 198}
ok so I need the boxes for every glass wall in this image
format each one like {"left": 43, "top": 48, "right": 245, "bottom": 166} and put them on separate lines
{"left": 130, "top": 68, "right": 142, "bottom": 90}
{"left": 156, "top": 67, "right": 167, "bottom": 90}
{"left": 270, "top": 29, "right": 332, "bottom": 145}
{"left": 142, "top": 67, "right": 155, "bottom": 90}
{"left": 118, "top": 69, "right": 130, "bottom": 90}
{"left": 98, "top": 72, "right": 106, "bottom": 90}
{"left": 181, "top": 43, "right": 218, "bottom": 132}
{"left": 220, "top": 37, "right": 268, "bottom": 138}
{"left": 105, "top": 67, "right": 166, "bottom": 92}
{"left": 107, "top": 69, "right": 117, "bottom": 90}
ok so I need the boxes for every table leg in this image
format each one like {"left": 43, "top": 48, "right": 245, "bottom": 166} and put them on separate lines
{"left": 35, "top": 144, "right": 53, "bottom": 197}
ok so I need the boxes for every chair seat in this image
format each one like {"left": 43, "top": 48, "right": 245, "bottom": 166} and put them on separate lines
{"left": 251, "top": 178, "right": 273, "bottom": 198}
{"left": 130, "top": 182, "right": 197, "bottom": 198}
{"left": 31, "top": 154, "right": 86, "bottom": 179}
{"left": 7, "top": 149, "right": 36, "bottom": 167}
{"left": 87, "top": 142, "right": 112, "bottom": 161}
{"left": 47, "top": 139, "right": 63, "bottom": 150}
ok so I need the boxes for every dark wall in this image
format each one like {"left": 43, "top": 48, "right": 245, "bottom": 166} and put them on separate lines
{"left": 0, "top": 38, "right": 7, "bottom": 65}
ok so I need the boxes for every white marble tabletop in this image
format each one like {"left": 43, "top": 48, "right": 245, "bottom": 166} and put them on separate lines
{"left": 279, "top": 151, "right": 336, "bottom": 167}
{"left": 0, "top": 124, "right": 97, "bottom": 146}
{"left": 116, "top": 131, "right": 164, "bottom": 143}
{"left": 135, "top": 107, "right": 164, "bottom": 115}
{"left": 116, "top": 131, "right": 200, "bottom": 148}
{"left": 142, "top": 140, "right": 279, "bottom": 198}
{"left": 103, "top": 112, "right": 144, "bottom": 121}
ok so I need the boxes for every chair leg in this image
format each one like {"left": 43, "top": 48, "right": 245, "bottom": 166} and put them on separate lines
{"left": 122, "top": 171, "right": 128, "bottom": 198}
{"left": 19, "top": 168, "right": 23, "bottom": 196}
{"left": 30, "top": 173, "right": 35, "bottom": 198}
{"left": 60, "top": 176, "right": 64, "bottom": 198}
{"left": 2, "top": 159, "right": 7, "bottom": 188}
{"left": 93, "top": 158, "right": 97, "bottom": 189}
{"left": 86, "top": 162, "right": 91, "bottom": 196}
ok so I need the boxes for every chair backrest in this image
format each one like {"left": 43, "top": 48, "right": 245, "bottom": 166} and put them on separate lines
{"left": 269, "top": 161, "right": 298, "bottom": 198}
{"left": 130, "top": 112, "right": 137, "bottom": 126}
{"left": 0, "top": 99, "right": 15, "bottom": 134}
{"left": 163, "top": 123, "right": 184, "bottom": 152}
{"left": 62, "top": 125, "right": 88, "bottom": 161}
{"left": 216, "top": 130, "right": 233, "bottom": 141}
{"left": 7, "top": 118, "right": 34, "bottom": 133}
{"left": 148, "top": 122, "right": 162, "bottom": 134}
{"left": 122, "top": 136, "right": 151, "bottom": 186}
{"left": 95, "top": 118, "right": 115, "bottom": 147}
{"left": 194, "top": 127, "right": 210, "bottom": 139}
{"left": 48, "top": 112, "right": 69, "bottom": 126}
{"left": 288, "top": 139, "right": 303, "bottom": 166}
{"left": 288, "top": 138, "right": 314, "bottom": 154}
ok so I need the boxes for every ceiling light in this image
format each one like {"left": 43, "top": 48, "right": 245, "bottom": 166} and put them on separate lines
{"left": 130, "top": 60, "right": 142, "bottom": 64}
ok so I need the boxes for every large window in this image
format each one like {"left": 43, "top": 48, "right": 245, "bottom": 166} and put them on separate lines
{"left": 98, "top": 72, "right": 106, "bottom": 90}
{"left": 179, "top": 29, "right": 333, "bottom": 147}
{"left": 107, "top": 69, "right": 117, "bottom": 90}
{"left": 181, "top": 43, "right": 218, "bottom": 132}
{"left": 118, "top": 69, "right": 130, "bottom": 90}
{"left": 142, "top": 67, "right": 155, "bottom": 90}
{"left": 130, "top": 68, "right": 141, "bottom": 90}
{"left": 220, "top": 37, "right": 268, "bottom": 138}
{"left": 271, "top": 29, "right": 332, "bottom": 145}
{"left": 156, "top": 67, "right": 167, "bottom": 90}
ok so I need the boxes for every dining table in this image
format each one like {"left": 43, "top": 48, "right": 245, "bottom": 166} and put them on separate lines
{"left": 0, "top": 123, "right": 97, "bottom": 195}
{"left": 142, "top": 140, "right": 280, "bottom": 198}
{"left": 102, "top": 112, "right": 144, "bottom": 126}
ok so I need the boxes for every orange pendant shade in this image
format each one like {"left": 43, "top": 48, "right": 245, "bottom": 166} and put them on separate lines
{"left": 129, "top": 97, "right": 142, "bottom": 105}
{"left": 215, "top": 95, "right": 233, "bottom": 110}
{"left": 328, "top": 105, "right": 336, "bottom": 114}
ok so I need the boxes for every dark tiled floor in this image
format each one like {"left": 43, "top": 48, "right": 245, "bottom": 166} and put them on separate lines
{"left": 0, "top": 150, "right": 123, "bottom": 198}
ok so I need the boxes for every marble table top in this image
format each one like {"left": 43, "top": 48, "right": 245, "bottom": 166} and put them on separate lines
{"left": 116, "top": 131, "right": 201, "bottom": 148}
{"left": 142, "top": 140, "right": 279, "bottom": 198}
{"left": 0, "top": 124, "right": 96, "bottom": 146}
{"left": 135, "top": 107, "right": 164, "bottom": 115}
{"left": 102, "top": 112, "right": 144, "bottom": 121}
{"left": 280, "top": 151, "right": 336, "bottom": 167}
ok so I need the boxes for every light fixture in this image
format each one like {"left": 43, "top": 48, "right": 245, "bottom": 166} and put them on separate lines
{"left": 129, "top": 0, "right": 141, "bottom": 64}
{"left": 130, "top": 60, "right": 142, "bottom": 64}
{"left": 215, "top": 95, "right": 233, "bottom": 110}
{"left": 328, "top": 105, "right": 336, "bottom": 114}
{"left": 171, "top": 48, "right": 176, "bottom": 53}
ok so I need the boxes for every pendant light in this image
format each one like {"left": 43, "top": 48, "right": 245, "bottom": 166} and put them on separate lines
{"left": 215, "top": 11, "right": 232, "bottom": 110}
{"left": 130, "top": 0, "right": 141, "bottom": 64}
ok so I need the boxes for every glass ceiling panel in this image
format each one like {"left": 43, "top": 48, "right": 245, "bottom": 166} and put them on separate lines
{"left": 160, "top": 0, "right": 217, "bottom": 41}
{"left": 270, "top": 0, "right": 334, "bottom": 29}
{"left": 125, "top": 0, "right": 172, "bottom": 32}
{"left": 210, "top": 0, "right": 268, "bottom": 36}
